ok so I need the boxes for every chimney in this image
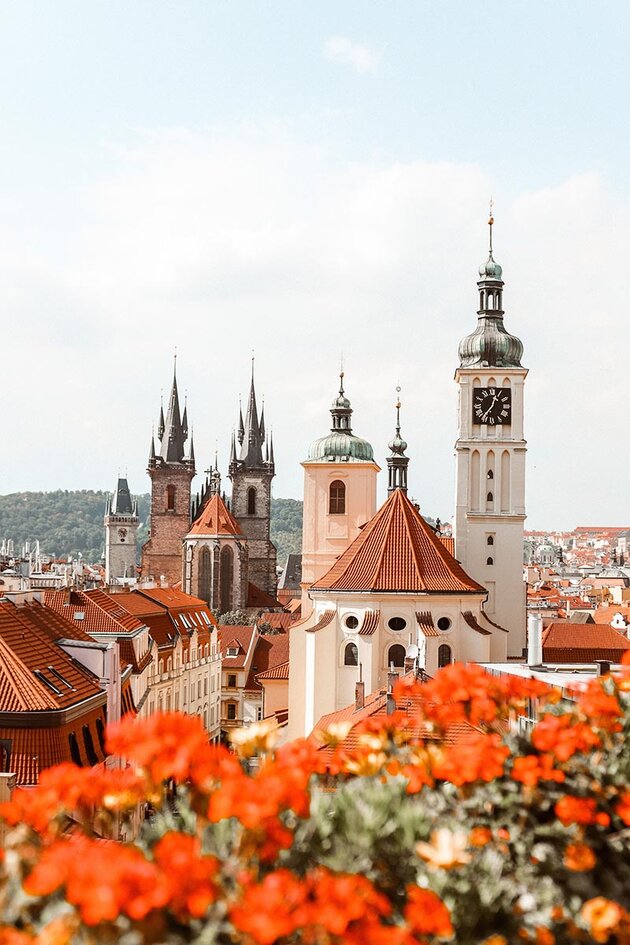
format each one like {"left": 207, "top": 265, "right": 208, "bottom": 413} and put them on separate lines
{"left": 355, "top": 681, "right": 365, "bottom": 711}
{"left": 527, "top": 613, "right": 543, "bottom": 666}
{"left": 386, "top": 670, "right": 399, "bottom": 715}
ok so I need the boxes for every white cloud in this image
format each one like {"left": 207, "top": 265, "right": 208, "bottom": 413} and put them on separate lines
{"left": 323, "top": 35, "right": 380, "bottom": 73}
{"left": 2, "top": 123, "right": 630, "bottom": 532}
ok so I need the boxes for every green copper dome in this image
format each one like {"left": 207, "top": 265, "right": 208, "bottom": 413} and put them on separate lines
{"left": 458, "top": 217, "right": 524, "bottom": 369}
{"left": 307, "top": 372, "right": 375, "bottom": 463}
{"left": 308, "top": 430, "right": 375, "bottom": 462}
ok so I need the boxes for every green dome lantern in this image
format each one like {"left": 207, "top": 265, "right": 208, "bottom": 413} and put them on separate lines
{"left": 307, "top": 372, "right": 375, "bottom": 463}
{"left": 458, "top": 209, "right": 524, "bottom": 369}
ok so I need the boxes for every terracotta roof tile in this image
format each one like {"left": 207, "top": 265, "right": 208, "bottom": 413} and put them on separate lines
{"left": 221, "top": 625, "right": 256, "bottom": 667}
{"left": 311, "top": 490, "right": 485, "bottom": 595}
{"left": 45, "top": 589, "right": 145, "bottom": 636}
{"left": 462, "top": 611, "right": 492, "bottom": 635}
{"left": 245, "top": 633, "right": 290, "bottom": 690}
{"left": 358, "top": 610, "right": 380, "bottom": 636}
{"left": 417, "top": 611, "right": 439, "bottom": 637}
{"left": 188, "top": 493, "right": 244, "bottom": 537}
{"left": 542, "top": 621, "right": 630, "bottom": 663}
{"left": 438, "top": 536, "right": 455, "bottom": 555}
{"left": 247, "top": 583, "right": 281, "bottom": 609}
{"left": 256, "top": 659, "right": 290, "bottom": 681}
{"left": 305, "top": 610, "right": 335, "bottom": 634}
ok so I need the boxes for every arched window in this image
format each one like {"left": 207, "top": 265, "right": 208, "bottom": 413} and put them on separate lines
{"left": 95, "top": 718, "right": 106, "bottom": 754}
{"left": 388, "top": 644, "right": 406, "bottom": 668}
{"left": 438, "top": 644, "right": 452, "bottom": 668}
{"left": 82, "top": 725, "right": 99, "bottom": 766}
{"left": 166, "top": 484, "right": 176, "bottom": 511}
{"left": 487, "top": 492, "right": 494, "bottom": 503}
{"left": 219, "top": 545, "right": 234, "bottom": 615}
{"left": 487, "top": 557, "right": 494, "bottom": 566}
{"left": 199, "top": 546, "right": 211, "bottom": 603}
{"left": 329, "top": 480, "right": 346, "bottom": 515}
{"left": 487, "top": 469, "right": 494, "bottom": 480}
{"left": 69, "top": 732, "right": 82, "bottom": 766}
{"left": 344, "top": 642, "right": 358, "bottom": 666}
{"left": 247, "top": 487, "right": 256, "bottom": 516}
{"left": 487, "top": 536, "right": 494, "bottom": 546}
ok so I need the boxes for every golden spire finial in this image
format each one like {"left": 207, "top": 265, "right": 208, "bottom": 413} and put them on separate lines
{"left": 488, "top": 198, "right": 494, "bottom": 254}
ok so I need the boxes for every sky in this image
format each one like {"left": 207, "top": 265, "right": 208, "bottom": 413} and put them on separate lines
{"left": 2, "top": 0, "right": 630, "bottom": 530}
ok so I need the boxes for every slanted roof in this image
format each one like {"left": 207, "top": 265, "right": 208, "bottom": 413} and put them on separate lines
{"left": 278, "top": 554, "right": 302, "bottom": 590}
{"left": 256, "top": 659, "right": 290, "bottom": 681}
{"left": 188, "top": 493, "right": 243, "bottom": 537}
{"left": 247, "top": 583, "right": 281, "bottom": 609}
{"left": 245, "top": 632, "right": 290, "bottom": 690}
{"left": 221, "top": 625, "right": 256, "bottom": 668}
{"left": 46, "top": 589, "right": 145, "bottom": 636}
{"left": 312, "top": 489, "right": 485, "bottom": 595}
{"left": 542, "top": 621, "right": 630, "bottom": 663}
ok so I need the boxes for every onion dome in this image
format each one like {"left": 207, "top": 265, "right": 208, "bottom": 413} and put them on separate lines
{"left": 458, "top": 209, "right": 524, "bottom": 369}
{"left": 307, "top": 372, "right": 375, "bottom": 463}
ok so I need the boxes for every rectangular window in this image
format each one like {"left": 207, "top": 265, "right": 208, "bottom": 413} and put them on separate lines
{"left": 257, "top": 707, "right": 263, "bottom": 721}
{"left": 204, "top": 678, "right": 208, "bottom": 695}
{"left": 227, "top": 703, "right": 237, "bottom": 721}
{"left": 198, "top": 680, "right": 202, "bottom": 699}
{"left": 228, "top": 674, "right": 237, "bottom": 688}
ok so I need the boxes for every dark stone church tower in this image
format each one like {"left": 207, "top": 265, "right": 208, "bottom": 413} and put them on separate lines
{"left": 142, "top": 362, "right": 195, "bottom": 586}
{"left": 228, "top": 364, "right": 277, "bottom": 600}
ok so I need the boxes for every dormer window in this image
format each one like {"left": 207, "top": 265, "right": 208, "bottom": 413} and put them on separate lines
{"left": 227, "top": 646, "right": 239, "bottom": 657}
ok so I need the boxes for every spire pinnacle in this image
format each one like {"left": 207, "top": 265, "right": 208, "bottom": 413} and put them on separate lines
{"left": 387, "top": 386, "right": 409, "bottom": 496}
{"left": 488, "top": 197, "right": 494, "bottom": 255}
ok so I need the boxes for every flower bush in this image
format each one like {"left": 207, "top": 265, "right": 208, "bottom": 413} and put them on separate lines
{"left": 2, "top": 661, "right": 630, "bottom": 944}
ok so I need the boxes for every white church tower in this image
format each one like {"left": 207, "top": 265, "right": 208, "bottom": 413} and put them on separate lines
{"left": 105, "top": 477, "right": 139, "bottom": 584}
{"left": 454, "top": 211, "right": 527, "bottom": 657}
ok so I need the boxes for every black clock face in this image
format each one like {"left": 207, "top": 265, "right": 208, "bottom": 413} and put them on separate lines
{"left": 472, "top": 387, "right": 512, "bottom": 425}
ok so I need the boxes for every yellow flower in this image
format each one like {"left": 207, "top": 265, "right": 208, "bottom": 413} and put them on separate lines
{"left": 344, "top": 751, "right": 388, "bottom": 776}
{"left": 416, "top": 828, "right": 471, "bottom": 870}
{"left": 581, "top": 898, "right": 623, "bottom": 943}
{"left": 229, "top": 719, "right": 279, "bottom": 758}
{"left": 314, "top": 721, "right": 353, "bottom": 747}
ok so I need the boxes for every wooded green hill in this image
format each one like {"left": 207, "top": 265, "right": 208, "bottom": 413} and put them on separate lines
{"left": 0, "top": 491, "right": 303, "bottom": 567}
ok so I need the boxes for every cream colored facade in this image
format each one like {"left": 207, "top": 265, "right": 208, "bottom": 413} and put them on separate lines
{"left": 146, "top": 628, "right": 222, "bottom": 741}
{"left": 287, "top": 592, "right": 502, "bottom": 740}
{"left": 454, "top": 368, "right": 527, "bottom": 657}
{"left": 301, "top": 461, "right": 379, "bottom": 612}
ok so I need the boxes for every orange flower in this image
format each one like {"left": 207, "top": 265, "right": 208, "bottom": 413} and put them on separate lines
{"left": 581, "top": 898, "right": 624, "bottom": 943}
{"left": 535, "top": 928, "right": 555, "bottom": 945}
{"left": 24, "top": 836, "right": 169, "bottom": 925}
{"left": 555, "top": 795, "right": 610, "bottom": 827}
{"left": 153, "top": 832, "right": 218, "bottom": 918}
{"left": 615, "top": 792, "right": 630, "bottom": 826}
{"left": 564, "top": 842, "right": 596, "bottom": 871}
{"left": 404, "top": 886, "right": 453, "bottom": 939}
{"left": 106, "top": 711, "right": 210, "bottom": 784}
{"left": 229, "top": 869, "right": 308, "bottom": 944}
{"left": 577, "top": 679, "right": 622, "bottom": 732}
{"left": 532, "top": 714, "right": 600, "bottom": 762}
{"left": 511, "top": 754, "right": 565, "bottom": 787}
{"left": 432, "top": 732, "right": 509, "bottom": 785}
{"left": 469, "top": 826, "right": 493, "bottom": 847}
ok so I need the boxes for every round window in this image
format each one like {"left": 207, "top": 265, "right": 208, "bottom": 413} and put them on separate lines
{"left": 437, "top": 617, "right": 451, "bottom": 632}
{"left": 345, "top": 615, "right": 359, "bottom": 630}
{"left": 388, "top": 616, "right": 407, "bottom": 632}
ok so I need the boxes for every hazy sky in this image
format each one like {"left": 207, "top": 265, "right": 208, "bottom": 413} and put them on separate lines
{"left": 2, "top": 0, "right": 630, "bottom": 530}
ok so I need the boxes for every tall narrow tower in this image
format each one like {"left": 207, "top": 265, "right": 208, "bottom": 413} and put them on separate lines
{"left": 228, "top": 362, "right": 277, "bottom": 600}
{"left": 301, "top": 372, "right": 380, "bottom": 611}
{"left": 454, "top": 212, "right": 527, "bottom": 656}
{"left": 141, "top": 361, "right": 196, "bottom": 586}
{"left": 104, "top": 478, "right": 139, "bottom": 583}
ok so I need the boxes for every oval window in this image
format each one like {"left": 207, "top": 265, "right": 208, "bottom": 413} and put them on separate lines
{"left": 437, "top": 617, "right": 451, "bottom": 632}
{"left": 345, "top": 615, "right": 359, "bottom": 630}
{"left": 388, "top": 617, "right": 407, "bottom": 632}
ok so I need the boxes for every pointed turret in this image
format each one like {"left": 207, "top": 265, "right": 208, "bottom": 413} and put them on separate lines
{"left": 158, "top": 402, "right": 165, "bottom": 441}
{"left": 182, "top": 401, "right": 189, "bottom": 439}
{"left": 148, "top": 434, "right": 156, "bottom": 468}
{"left": 237, "top": 401, "right": 245, "bottom": 446}
{"left": 186, "top": 430, "right": 195, "bottom": 466}
{"left": 230, "top": 430, "right": 237, "bottom": 466}
{"left": 111, "top": 477, "right": 135, "bottom": 515}
{"left": 158, "top": 362, "right": 188, "bottom": 464}
{"left": 458, "top": 208, "right": 524, "bottom": 368}
{"left": 307, "top": 372, "right": 374, "bottom": 462}
{"left": 387, "top": 388, "right": 409, "bottom": 496}
{"left": 269, "top": 431, "right": 275, "bottom": 467}
{"left": 238, "top": 360, "right": 266, "bottom": 467}
{"left": 259, "top": 404, "right": 265, "bottom": 441}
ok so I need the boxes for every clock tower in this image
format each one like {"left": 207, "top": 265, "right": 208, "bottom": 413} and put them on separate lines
{"left": 454, "top": 212, "right": 527, "bottom": 657}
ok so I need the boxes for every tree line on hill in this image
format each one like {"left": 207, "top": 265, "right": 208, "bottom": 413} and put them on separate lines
{"left": 0, "top": 491, "right": 303, "bottom": 568}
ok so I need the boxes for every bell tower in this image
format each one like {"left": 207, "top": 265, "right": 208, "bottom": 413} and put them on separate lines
{"left": 454, "top": 210, "right": 527, "bottom": 657}
{"left": 142, "top": 359, "right": 195, "bottom": 586}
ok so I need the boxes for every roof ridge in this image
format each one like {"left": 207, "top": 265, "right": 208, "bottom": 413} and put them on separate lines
{"left": 398, "top": 491, "right": 428, "bottom": 592}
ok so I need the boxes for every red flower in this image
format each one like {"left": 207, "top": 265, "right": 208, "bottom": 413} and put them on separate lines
{"left": 532, "top": 714, "right": 600, "bottom": 762}
{"left": 577, "top": 679, "right": 622, "bottom": 732}
{"left": 106, "top": 712, "right": 210, "bottom": 784}
{"left": 404, "top": 885, "right": 453, "bottom": 938}
{"left": 433, "top": 733, "right": 509, "bottom": 786}
{"left": 229, "top": 869, "right": 307, "bottom": 944}
{"left": 511, "top": 754, "right": 565, "bottom": 787}
{"left": 153, "top": 832, "right": 218, "bottom": 918}
{"left": 555, "top": 796, "right": 610, "bottom": 828}
{"left": 615, "top": 792, "right": 630, "bottom": 826}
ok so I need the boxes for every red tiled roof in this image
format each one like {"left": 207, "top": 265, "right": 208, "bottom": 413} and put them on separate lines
{"left": 542, "top": 621, "right": 630, "bottom": 663}
{"left": 462, "top": 611, "right": 492, "bottom": 636}
{"left": 312, "top": 490, "right": 485, "bottom": 595}
{"left": 188, "top": 493, "right": 243, "bottom": 537}
{"left": 247, "top": 583, "right": 281, "bottom": 610}
{"left": 306, "top": 610, "right": 336, "bottom": 634}
{"left": 417, "top": 611, "right": 439, "bottom": 637}
{"left": 221, "top": 625, "right": 256, "bottom": 668}
{"left": 245, "top": 633, "right": 290, "bottom": 690}
{"left": 83, "top": 589, "right": 145, "bottom": 632}
{"left": 286, "top": 599, "right": 302, "bottom": 614}
{"left": 438, "top": 536, "right": 455, "bottom": 555}
{"left": 358, "top": 610, "right": 380, "bottom": 636}
{"left": 45, "top": 589, "right": 145, "bottom": 636}
{"left": 135, "top": 587, "right": 218, "bottom": 621}
{"left": 256, "top": 659, "right": 290, "bottom": 681}
{"left": 258, "top": 612, "right": 298, "bottom": 630}
{"left": 113, "top": 592, "right": 165, "bottom": 617}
